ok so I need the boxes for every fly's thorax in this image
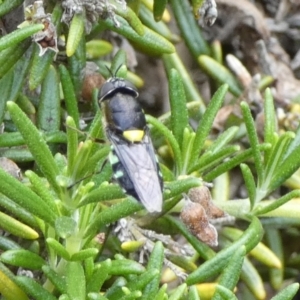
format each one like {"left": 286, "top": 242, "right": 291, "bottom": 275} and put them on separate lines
{"left": 104, "top": 92, "right": 146, "bottom": 133}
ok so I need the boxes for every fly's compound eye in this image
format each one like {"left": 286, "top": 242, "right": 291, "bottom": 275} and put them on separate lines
{"left": 98, "top": 77, "right": 139, "bottom": 102}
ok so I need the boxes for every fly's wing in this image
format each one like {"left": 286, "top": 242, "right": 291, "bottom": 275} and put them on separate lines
{"left": 143, "top": 127, "right": 163, "bottom": 190}
{"left": 108, "top": 130, "right": 163, "bottom": 213}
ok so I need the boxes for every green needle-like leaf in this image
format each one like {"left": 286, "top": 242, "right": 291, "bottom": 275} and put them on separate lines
{"left": 270, "top": 133, "right": 300, "bottom": 190}
{"left": 154, "top": 284, "right": 168, "bottom": 300}
{"left": 67, "top": 34, "right": 86, "bottom": 96}
{"left": 271, "top": 283, "right": 299, "bottom": 300}
{"left": 264, "top": 132, "right": 294, "bottom": 191}
{"left": 38, "top": 65, "right": 60, "bottom": 132}
{"left": 15, "top": 276, "right": 57, "bottom": 300}
{"left": 0, "top": 68, "right": 13, "bottom": 124}
{"left": 264, "top": 88, "right": 277, "bottom": 150}
{"left": 141, "top": 242, "right": 164, "bottom": 299}
{"left": 165, "top": 216, "right": 215, "bottom": 261}
{"left": 0, "top": 269, "right": 28, "bottom": 300}
{"left": 0, "top": 39, "right": 30, "bottom": 78}
{"left": 7, "top": 101, "right": 62, "bottom": 195}
{"left": 66, "top": 261, "right": 86, "bottom": 300}
{"left": 163, "top": 53, "right": 205, "bottom": 110}
{"left": 266, "top": 228, "right": 284, "bottom": 290}
{"left": 0, "top": 132, "right": 25, "bottom": 147}
{"left": 169, "top": 283, "right": 187, "bottom": 300}
{"left": 190, "top": 84, "right": 228, "bottom": 168}
{"left": 86, "top": 39, "right": 113, "bottom": 59}
{"left": 29, "top": 45, "right": 56, "bottom": 90}
{"left": 66, "top": 13, "right": 85, "bottom": 57}
{"left": 115, "top": 5, "right": 145, "bottom": 36}
{"left": 0, "top": 211, "right": 39, "bottom": 240}
{"left": 88, "top": 111, "right": 105, "bottom": 147}
{"left": 42, "top": 265, "right": 67, "bottom": 294}
{"left": 96, "top": 16, "right": 175, "bottom": 56}
{"left": 60, "top": 66, "right": 80, "bottom": 127}
{"left": 268, "top": 131, "right": 294, "bottom": 166}
{"left": 241, "top": 257, "right": 266, "bottom": 300}
{"left": 71, "top": 248, "right": 99, "bottom": 261}
{"left": 169, "top": 68, "right": 188, "bottom": 148}
{"left": 222, "top": 227, "right": 281, "bottom": 268}
{"left": 204, "top": 144, "right": 270, "bottom": 182}
{"left": 191, "top": 145, "right": 240, "bottom": 174}
{"left": 253, "top": 190, "right": 300, "bottom": 216}
{"left": 207, "top": 126, "right": 239, "bottom": 153}
{"left": 153, "top": 0, "right": 168, "bottom": 21}
{"left": 71, "top": 139, "right": 93, "bottom": 182}
{"left": 79, "top": 184, "right": 126, "bottom": 207}
{"left": 105, "top": 269, "right": 158, "bottom": 299}
{"left": 109, "top": 259, "right": 145, "bottom": 275}
{"left": 0, "top": 24, "right": 43, "bottom": 51}
{"left": 84, "top": 197, "right": 142, "bottom": 242}
{"left": 0, "top": 195, "right": 38, "bottom": 229}
{"left": 198, "top": 55, "right": 242, "bottom": 96}
{"left": 0, "top": 0, "right": 24, "bottom": 17}
{"left": 46, "top": 238, "right": 70, "bottom": 260}
{"left": 163, "top": 177, "right": 203, "bottom": 201}
{"left": 9, "top": 46, "right": 33, "bottom": 102}
{"left": 284, "top": 121, "right": 300, "bottom": 159}
{"left": 240, "top": 163, "right": 256, "bottom": 209}
{"left": 0, "top": 236, "right": 21, "bottom": 251}
{"left": 169, "top": 0, "right": 210, "bottom": 57}
{"left": 188, "top": 286, "right": 200, "bottom": 300}
{"left": 186, "top": 217, "right": 263, "bottom": 285}
{"left": 211, "top": 40, "right": 223, "bottom": 64}
{"left": 241, "top": 101, "right": 264, "bottom": 187}
{"left": 1, "top": 249, "right": 45, "bottom": 270}
{"left": 146, "top": 114, "right": 183, "bottom": 174}
{"left": 213, "top": 285, "right": 238, "bottom": 300}
{"left": 66, "top": 116, "right": 79, "bottom": 176}
{"left": 111, "top": 50, "right": 127, "bottom": 76}
{"left": 80, "top": 146, "right": 110, "bottom": 181}
{"left": 190, "top": 0, "right": 205, "bottom": 17}
{"left": 87, "top": 262, "right": 109, "bottom": 293}
{"left": 0, "top": 167, "right": 56, "bottom": 225}
{"left": 140, "top": 3, "right": 177, "bottom": 42}
{"left": 181, "top": 128, "right": 195, "bottom": 174}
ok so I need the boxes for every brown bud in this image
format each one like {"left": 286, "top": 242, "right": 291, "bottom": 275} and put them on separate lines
{"left": 188, "top": 186, "right": 225, "bottom": 219}
{"left": 81, "top": 73, "right": 105, "bottom": 102}
{"left": 180, "top": 201, "right": 218, "bottom": 247}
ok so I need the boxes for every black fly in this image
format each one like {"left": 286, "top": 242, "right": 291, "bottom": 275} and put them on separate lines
{"left": 98, "top": 71, "right": 163, "bottom": 213}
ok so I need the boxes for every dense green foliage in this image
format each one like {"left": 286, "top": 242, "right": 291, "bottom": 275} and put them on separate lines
{"left": 0, "top": 0, "right": 300, "bottom": 299}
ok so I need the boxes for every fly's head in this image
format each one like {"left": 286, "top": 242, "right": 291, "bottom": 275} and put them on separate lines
{"left": 99, "top": 76, "right": 138, "bottom": 103}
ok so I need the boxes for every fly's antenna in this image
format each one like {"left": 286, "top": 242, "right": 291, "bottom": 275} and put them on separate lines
{"left": 105, "top": 64, "right": 124, "bottom": 79}
{"left": 114, "top": 64, "right": 123, "bottom": 77}
{"left": 105, "top": 65, "right": 114, "bottom": 78}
